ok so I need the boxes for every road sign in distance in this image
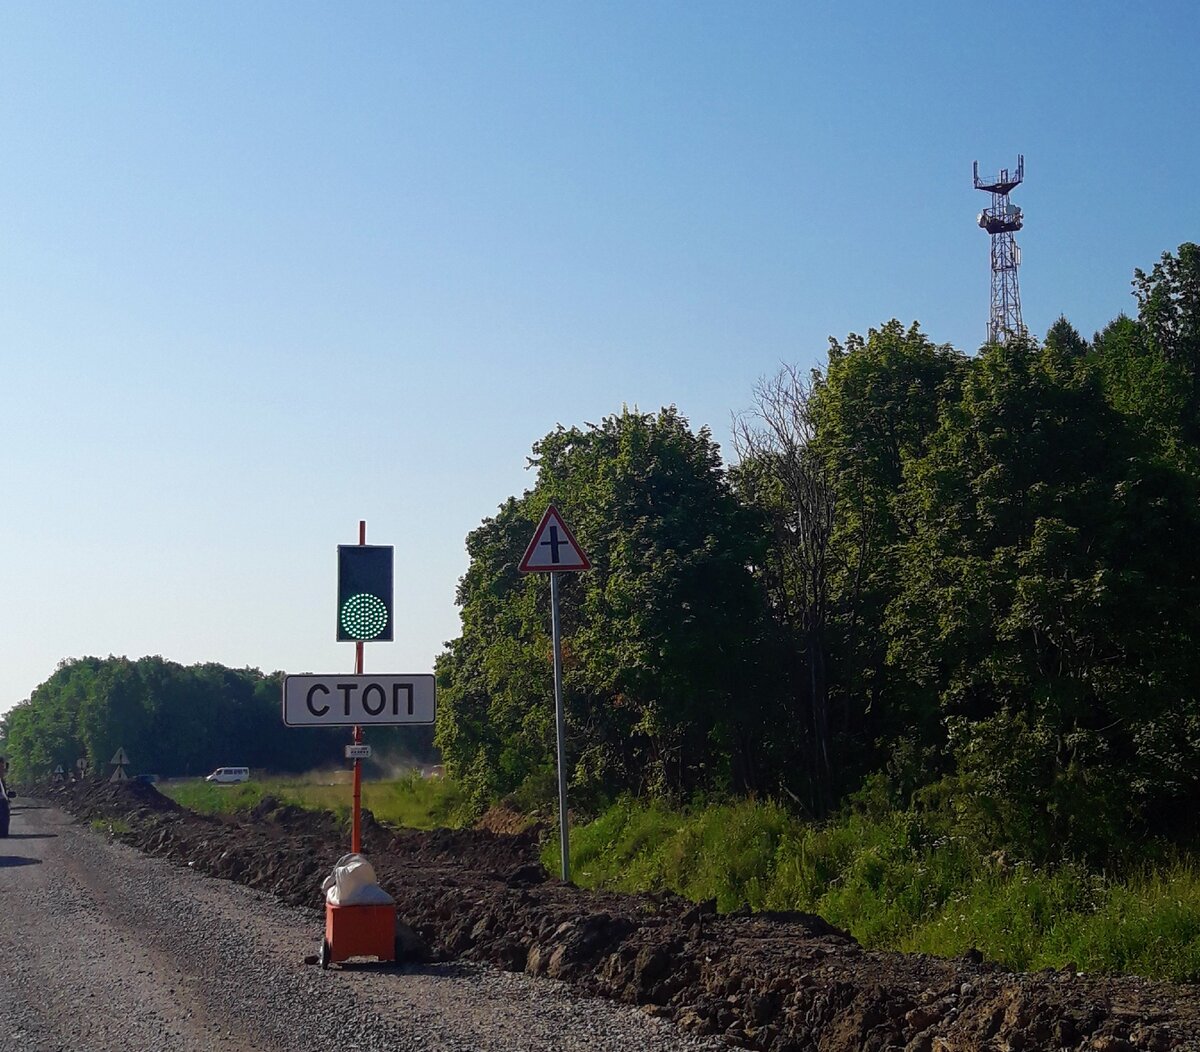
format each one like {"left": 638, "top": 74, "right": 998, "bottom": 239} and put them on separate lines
{"left": 519, "top": 506, "right": 591, "bottom": 573}
{"left": 337, "top": 545, "right": 394, "bottom": 642}
{"left": 283, "top": 674, "right": 436, "bottom": 727}
{"left": 345, "top": 744, "right": 372, "bottom": 760}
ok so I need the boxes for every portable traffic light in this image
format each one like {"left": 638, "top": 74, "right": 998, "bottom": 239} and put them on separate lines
{"left": 337, "top": 545, "right": 394, "bottom": 642}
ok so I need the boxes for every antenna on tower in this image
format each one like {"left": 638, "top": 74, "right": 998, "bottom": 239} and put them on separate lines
{"left": 973, "top": 154, "right": 1025, "bottom": 344}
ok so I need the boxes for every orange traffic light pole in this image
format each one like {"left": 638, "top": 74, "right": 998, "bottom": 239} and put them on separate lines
{"left": 351, "top": 519, "right": 365, "bottom": 855}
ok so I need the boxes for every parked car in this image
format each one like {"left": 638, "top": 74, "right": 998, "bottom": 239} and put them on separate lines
{"left": 205, "top": 767, "right": 249, "bottom": 784}
{"left": 0, "top": 775, "right": 14, "bottom": 837}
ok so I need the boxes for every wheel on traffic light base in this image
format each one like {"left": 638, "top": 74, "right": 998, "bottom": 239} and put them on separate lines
{"left": 319, "top": 938, "right": 331, "bottom": 970}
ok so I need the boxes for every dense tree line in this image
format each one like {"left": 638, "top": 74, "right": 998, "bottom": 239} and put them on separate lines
{"left": 0, "top": 656, "right": 435, "bottom": 780}
{"left": 437, "top": 243, "right": 1200, "bottom": 864}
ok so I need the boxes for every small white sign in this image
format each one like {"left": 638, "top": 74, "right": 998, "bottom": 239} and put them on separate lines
{"left": 110, "top": 766, "right": 129, "bottom": 783}
{"left": 283, "top": 674, "right": 436, "bottom": 727}
{"left": 110, "top": 747, "right": 130, "bottom": 766}
{"left": 345, "top": 744, "right": 372, "bottom": 760}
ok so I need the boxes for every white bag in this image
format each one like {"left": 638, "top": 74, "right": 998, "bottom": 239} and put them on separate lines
{"left": 322, "top": 853, "right": 394, "bottom": 906}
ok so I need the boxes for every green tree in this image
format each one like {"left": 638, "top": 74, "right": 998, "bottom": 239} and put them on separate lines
{"left": 2, "top": 659, "right": 103, "bottom": 780}
{"left": 1133, "top": 242, "right": 1200, "bottom": 442}
{"left": 437, "top": 407, "right": 770, "bottom": 812}
{"left": 814, "top": 321, "right": 967, "bottom": 786}
{"left": 3, "top": 656, "right": 359, "bottom": 780}
{"left": 889, "top": 336, "right": 1200, "bottom": 860}
{"left": 733, "top": 365, "right": 838, "bottom": 813}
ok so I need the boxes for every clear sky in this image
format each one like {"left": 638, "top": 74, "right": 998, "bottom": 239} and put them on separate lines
{"left": 2, "top": 1, "right": 1198, "bottom": 717}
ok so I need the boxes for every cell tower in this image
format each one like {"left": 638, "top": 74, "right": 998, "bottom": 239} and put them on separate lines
{"left": 973, "top": 155, "right": 1025, "bottom": 344}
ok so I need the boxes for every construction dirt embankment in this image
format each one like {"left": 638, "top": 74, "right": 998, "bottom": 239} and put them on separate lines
{"left": 46, "top": 779, "right": 1200, "bottom": 1052}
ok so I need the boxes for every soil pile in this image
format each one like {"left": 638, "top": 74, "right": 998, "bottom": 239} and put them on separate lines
{"left": 44, "top": 779, "right": 1200, "bottom": 1052}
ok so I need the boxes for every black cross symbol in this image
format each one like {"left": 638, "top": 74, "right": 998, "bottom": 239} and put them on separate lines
{"left": 540, "top": 525, "right": 567, "bottom": 563}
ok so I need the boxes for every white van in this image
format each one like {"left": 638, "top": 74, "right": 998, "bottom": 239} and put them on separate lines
{"left": 205, "top": 767, "right": 249, "bottom": 784}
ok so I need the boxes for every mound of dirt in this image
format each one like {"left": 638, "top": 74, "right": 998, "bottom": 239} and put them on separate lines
{"left": 476, "top": 801, "right": 542, "bottom": 835}
{"left": 386, "top": 825, "right": 543, "bottom": 876}
{"left": 47, "top": 777, "right": 184, "bottom": 820}
{"left": 44, "top": 779, "right": 1200, "bottom": 1052}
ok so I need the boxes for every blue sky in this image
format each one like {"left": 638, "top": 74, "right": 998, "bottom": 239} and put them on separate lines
{"left": 2, "top": 1, "right": 1198, "bottom": 717}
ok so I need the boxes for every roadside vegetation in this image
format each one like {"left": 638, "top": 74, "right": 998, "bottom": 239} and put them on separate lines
{"left": 437, "top": 243, "right": 1200, "bottom": 864}
{"left": 162, "top": 771, "right": 466, "bottom": 831}
{"left": 163, "top": 769, "right": 1200, "bottom": 982}
{"left": 548, "top": 794, "right": 1200, "bottom": 983}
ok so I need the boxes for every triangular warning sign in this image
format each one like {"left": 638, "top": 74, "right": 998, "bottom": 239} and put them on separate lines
{"left": 109, "top": 766, "right": 130, "bottom": 783}
{"left": 519, "top": 506, "right": 591, "bottom": 573}
{"left": 110, "top": 747, "right": 130, "bottom": 766}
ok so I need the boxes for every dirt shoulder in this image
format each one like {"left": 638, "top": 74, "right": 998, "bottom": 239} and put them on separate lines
{"left": 45, "top": 779, "right": 1200, "bottom": 1052}
{"left": 2, "top": 793, "right": 725, "bottom": 1052}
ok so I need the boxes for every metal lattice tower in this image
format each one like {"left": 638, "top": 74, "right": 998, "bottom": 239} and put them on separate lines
{"left": 973, "top": 155, "right": 1025, "bottom": 344}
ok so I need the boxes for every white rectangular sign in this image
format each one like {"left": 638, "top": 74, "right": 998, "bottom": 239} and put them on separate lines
{"left": 345, "top": 744, "right": 372, "bottom": 759}
{"left": 283, "top": 674, "right": 436, "bottom": 727}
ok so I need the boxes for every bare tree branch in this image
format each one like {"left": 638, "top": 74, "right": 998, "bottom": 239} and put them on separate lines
{"left": 733, "top": 365, "right": 837, "bottom": 812}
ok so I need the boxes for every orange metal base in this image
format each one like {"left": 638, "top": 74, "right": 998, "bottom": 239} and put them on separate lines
{"left": 325, "top": 901, "right": 396, "bottom": 964}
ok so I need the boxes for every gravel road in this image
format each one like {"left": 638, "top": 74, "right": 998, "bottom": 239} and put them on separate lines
{"left": 0, "top": 799, "right": 727, "bottom": 1052}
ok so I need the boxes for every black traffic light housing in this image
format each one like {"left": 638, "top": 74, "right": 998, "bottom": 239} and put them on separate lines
{"left": 336, "top": 545, "right": 394, "bottom": 642}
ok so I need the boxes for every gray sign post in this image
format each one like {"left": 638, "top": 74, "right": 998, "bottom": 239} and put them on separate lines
{"left": 518, "top": 505, "right": 591, "bottom": 882}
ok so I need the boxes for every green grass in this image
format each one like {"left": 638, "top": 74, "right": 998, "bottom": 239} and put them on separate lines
{"left": 547, "top": 796, "right": 1200, "bottom": 983}
{"left": 161, "top": 771, "right": 467, "bottom": 830}
{"left": 906, "top": 862, "right": 1200, "bottom": 979}
{"left": 163, "top": 781, "right": 267, "bottom": 815}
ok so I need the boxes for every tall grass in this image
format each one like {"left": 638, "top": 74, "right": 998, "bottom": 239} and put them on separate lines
{"left": 164, "top": 781, "right": 266, "bottom": 814}
{"left": 548, "top": 796, "right": 1200, "bottom": 982}
{"left": 162, "top": 771, "right": 467, "bottom": 831}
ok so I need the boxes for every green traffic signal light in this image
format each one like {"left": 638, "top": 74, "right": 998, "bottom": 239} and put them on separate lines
{"left": 340, "top": 592, "right": 389, "bottom": 640}
{"left": 337, "top": 544, "right": 394, "bottom": 642}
